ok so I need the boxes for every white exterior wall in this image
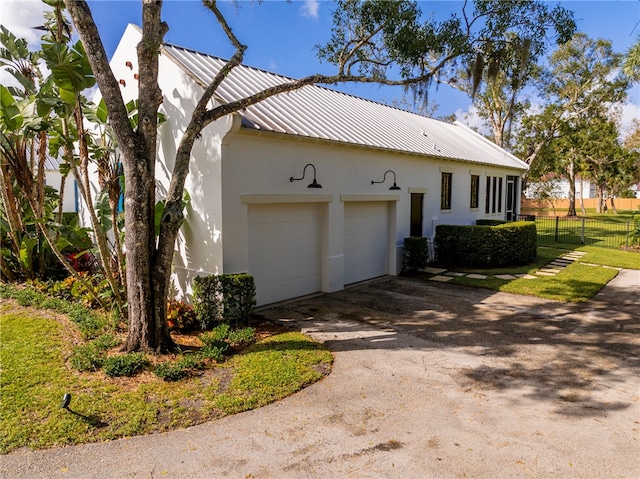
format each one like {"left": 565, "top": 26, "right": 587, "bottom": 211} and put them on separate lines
{"left": 105, "top": 25, "right": 233, "bottom": 299}
{"left": 45, "top": 170, "right": 77, "bottom": 212}
{"left": 524, "top": 177, "right": 595, "bottom": 199}
{"left": 220, "top": 131, "right": 522, "bottom": 303}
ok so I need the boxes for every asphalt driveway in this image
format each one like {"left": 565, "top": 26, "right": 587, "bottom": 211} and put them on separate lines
{"left": 2, "top": 270, "right": 639, "bottom": 478}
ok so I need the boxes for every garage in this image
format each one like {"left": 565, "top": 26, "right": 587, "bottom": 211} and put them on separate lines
{"left": 247, "top": 203, "right": 322, "bottom": 306}
{"left": 343, "top": 201, "right": 390, "bottom": 285}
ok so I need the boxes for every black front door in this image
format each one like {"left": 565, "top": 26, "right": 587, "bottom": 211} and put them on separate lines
{"left": 410, "top": 193, "right": 424, "bottom": 236}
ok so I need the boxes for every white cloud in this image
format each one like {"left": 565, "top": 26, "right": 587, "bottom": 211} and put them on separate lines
{"left": 454, "top": 105, "right": 491, "bottom": 136}
{"left": 0, "top": 0, "right": 52, "bottom": 88}
{"left": 620, "top": 101, "right": 640, "bottom": 137}
{"left": 0, "top": 0, "right": 51, "bottom": 45}
{"left": 300, "top": 0, "right": 319, "bottom": 19}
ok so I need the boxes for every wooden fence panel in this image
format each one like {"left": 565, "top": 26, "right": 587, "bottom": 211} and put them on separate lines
{"left": 522, "top": 198, "right": 640, "bottom": 212}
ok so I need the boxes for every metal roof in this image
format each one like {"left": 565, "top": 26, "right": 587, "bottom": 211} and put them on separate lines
{"left": 162, "top": 44, "right": 528, "bottom": 171}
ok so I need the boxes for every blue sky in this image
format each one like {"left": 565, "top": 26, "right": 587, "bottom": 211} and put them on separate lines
{"left": 2, "top": 0, "right": 639, "bottom": 130}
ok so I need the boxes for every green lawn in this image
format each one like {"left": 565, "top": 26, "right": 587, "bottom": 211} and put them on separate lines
{"left": 533, "top": 215, "right": 637, "bottom": 250}
{"left": 445, "top": 245, "right": 638, "bottom": 303}
{"left": 0, "top": 304, "right": 332, "bottom": 454}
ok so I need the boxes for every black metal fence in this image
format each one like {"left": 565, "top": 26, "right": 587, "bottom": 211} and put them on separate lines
{"left": 515, "top": 215, "right": 635, "bottom": 250}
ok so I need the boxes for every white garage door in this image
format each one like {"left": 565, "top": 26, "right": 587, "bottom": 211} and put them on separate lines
{"left": 344, "top": 201, "right": 389, "bottom": 285}
{"left": 248, "top": 203, "right": 321, "bottom": 306}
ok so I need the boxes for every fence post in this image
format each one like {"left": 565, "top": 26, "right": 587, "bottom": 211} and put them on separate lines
{"left": 626, "top": 221, "right": 630, "bottom": 251}
{"left": 581, "top": 217, "right": 585, "bottom": 245}
{"left": 555, "top": 216, "right": 559, "bottom": 243}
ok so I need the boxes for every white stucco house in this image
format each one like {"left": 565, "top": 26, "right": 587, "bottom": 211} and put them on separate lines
{"left": 524, "top": 176, "right": 596, "bottom": 200}
{"left": 103, "top": 25, "right": 528, "bottom": 306}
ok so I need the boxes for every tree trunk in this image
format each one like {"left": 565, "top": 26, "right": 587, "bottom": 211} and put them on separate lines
{"left": 610, "top": 196, "right": 618, "bottom": 214}
{"left": 596, "top": 186, "right": 606, "bottom": 213}
{"left": 123, "top": 2, "right": 173, "bottom": 353}
{"left": 566, "top": 160, "right": 577, "bottom": 216}
{"left": 65, "top": 0, "right": 173, "bottom": 353}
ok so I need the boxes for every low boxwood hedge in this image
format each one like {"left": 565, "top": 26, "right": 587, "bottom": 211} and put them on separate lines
{"left": 435, "top": 221, "right": 536, "bottom": 267}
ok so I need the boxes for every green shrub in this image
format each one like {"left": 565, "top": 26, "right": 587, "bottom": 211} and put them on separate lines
{"left": 192, "top": 275, "right": 223, "bottom": 329}
{"left": 198, "top": 345, "right": 227, "bottom": 362}
{"left": 67, "top": 306, "right": 107, "bottom": 340}
{"left": 103, "top": 353, "right": 148, "bottom": 377}
{"left": 154, "top": 355, "right": 203, "bottom": 381}
{"left": 193, "top": 273, "right": 256, "bottom": 329}
{"left": 631, "top": 214, "right": 640, "bottom": 246}
{"left": 435, "top": 221, "right": 537, "bottom": 267}
{"left": 153, "top": 362, "right": 187, "bottom": 381}
{"left": 227, "top": 327, "right": 256, "bottom": 346}
{"left": 475, "top": 219, "right": 508, "bottom": 226}
{"left": 200, "top": 323, "right": 231, "bottom": 344}
{"left": 69, "top": 344, "right": 104, "bottom": 372}
{"left": 218, "top": 274, "right": 256, "bottom": 328}
{"left": 93, "top": 334, "right": 121, "bottom": 351}
{"left": 402, "top": 237, "right": 430, "bottom": 272}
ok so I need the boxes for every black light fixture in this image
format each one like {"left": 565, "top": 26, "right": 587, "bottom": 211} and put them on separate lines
{"left": 290, "top": 163, "right": 322, "bottom": 188}
{"left": 371, "top": 170, "right": 401, "bottom": 190}
{"left": 61, "top": 393, "right": 71, "bottom": 410}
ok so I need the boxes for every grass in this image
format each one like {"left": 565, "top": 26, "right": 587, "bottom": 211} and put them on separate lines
{"left": 0, "top": 303, "right": 332, "bottom": 454}
{"left": 553, "top": 244, "right": 640, "bottom": 270}
{"left": 444, "top": 245, "right": 638, "bottom": 303}
{"left": 533, "top": 215, "right": 638, "bottom": 250}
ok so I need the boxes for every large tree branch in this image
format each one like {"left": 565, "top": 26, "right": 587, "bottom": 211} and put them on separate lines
{"left": 195, "top": 1, "right": 247, "bottom": 122}
{"left": 63, "top": 0, "right": 136, "bottom": 159}
{"left": 339, "top": 24, "right": 386, "bottom": 75}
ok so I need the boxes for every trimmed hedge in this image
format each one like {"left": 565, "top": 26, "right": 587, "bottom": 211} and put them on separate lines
{"left": 192, "top": 273, "right": 256, "bottom": 329}
{"left": 435, "top": 221, "right": 537, "bottom": 267}
{"left": 475, "top": 219, "right": 507, "bottom": 226}
{"left": 403, "top": 236, "right": 430, "bottom": 272}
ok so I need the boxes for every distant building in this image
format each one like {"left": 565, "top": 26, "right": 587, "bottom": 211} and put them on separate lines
{"left": 524, "top": 177, "right": 595, "bottom": 200}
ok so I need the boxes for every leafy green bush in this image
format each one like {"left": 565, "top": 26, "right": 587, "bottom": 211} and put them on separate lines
{"left": 103, "top": 353, "right": 148, "bottom": 377}
{"left": 199, "top": 324, "right": 255, "bottom": 347}
{"left": 154, "top": 355, "right": 203, "bottom": 381}
{"left": 200, "top": 323, "right": 231, "bottom": 344}
{"left": 631, "top": 213, "right": 640, "bottom": 246}
{"left": 192, "top": 275, "right": 223, "bottom": 329}
{"left": 475, "top": 219, "right": 508, "bottom": 226}
{"left": 227, "top": 327, "right": 256, "bottom": 346}
{"left": 435, "top": 221, "right": 537, "bottom": 267}
{"left": 218, "top": 274, "right": 256, "bottom": 328}
{"left": 197, "top": 324, "right": 256, "bottom": 361}
{"left": 93, "top": 334, "right": 121, "bottom": 350}
{"left": 153, "top": 362, "right": 187, "bottom": 381}
{"left": 32, "top": 273, "right": 111, "bottom": 309}
{"left": 69, "top": 344, "right": 104, "bottom": 372}
{"left": 0, "top": 186, "right": 93, "bottom": 282}
{"left": 198, "top": 345, "right": 227, "bottom": 362}
{"left": 402, "top": 236, "right": 430, "bottom": 272}
{"left": 193, "top": 273, "right": 256, "bottom": 329}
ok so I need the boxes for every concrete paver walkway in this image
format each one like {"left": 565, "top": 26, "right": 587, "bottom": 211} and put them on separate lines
{"left": 424, "top": 250, "right": 594, "bottom": 282}
{"left": 1, "top": 270, "right": 638, "bottom": 479}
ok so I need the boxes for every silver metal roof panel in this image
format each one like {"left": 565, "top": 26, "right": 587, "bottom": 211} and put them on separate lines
{"left": 162, "top": 44, "right": 528, "bottom": 171}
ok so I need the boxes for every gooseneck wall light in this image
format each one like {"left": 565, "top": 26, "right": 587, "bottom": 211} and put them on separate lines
{"left": 371, "top": 170, "right": 401, "bottom": 190}
{"left": 290, "top": 163, "right": 322, "bottom": 188}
